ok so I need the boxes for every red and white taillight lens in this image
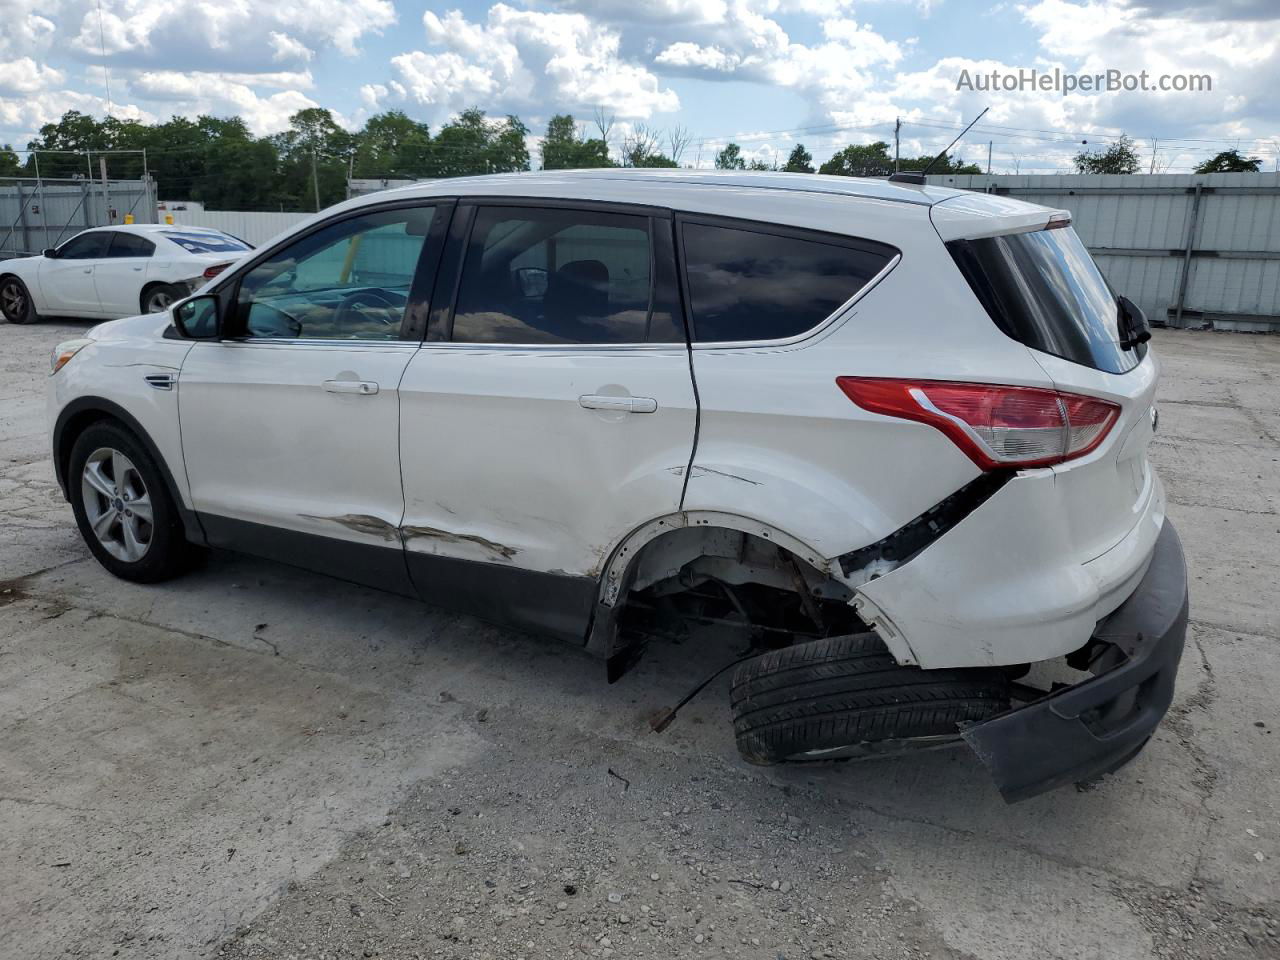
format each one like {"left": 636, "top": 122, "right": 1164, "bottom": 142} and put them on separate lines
{"left": 202, "top": 262, "right": 231, "bottom": 279}
{"left": 836, "top": 378, "right": 1120, "bottom": 470}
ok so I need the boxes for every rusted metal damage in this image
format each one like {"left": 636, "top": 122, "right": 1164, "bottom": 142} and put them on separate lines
{"left": 301, "top": 514, "right": 518, "bottom": 559}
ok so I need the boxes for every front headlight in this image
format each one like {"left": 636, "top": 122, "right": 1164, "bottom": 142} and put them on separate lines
{"left": 50, "top": 339, "right": 93, "bottom": 375}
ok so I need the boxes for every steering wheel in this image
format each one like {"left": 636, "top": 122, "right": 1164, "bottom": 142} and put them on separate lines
{"left": 334, "top": 288, "right": 401, "bottom": 331}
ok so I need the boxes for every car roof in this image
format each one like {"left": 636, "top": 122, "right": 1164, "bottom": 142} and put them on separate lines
{"left": 77, "top": 224, "right": 232, "bottom": 236}
{"left": 378, "top": 168, "right": 966, "bottom": 207}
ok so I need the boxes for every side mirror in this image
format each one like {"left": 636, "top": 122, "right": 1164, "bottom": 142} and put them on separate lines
{"left": 171, "top": 294, "right": 221, "bottom": 340}
{"left": 42, "top": 248, "right": 58, "bottom": 258}
{"left": 1117, "top": 295, "right": 1151, "bottom": 350}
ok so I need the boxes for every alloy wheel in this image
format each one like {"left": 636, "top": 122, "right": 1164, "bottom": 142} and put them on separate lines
{"left": 0, "top": 280, "right": 25, "bottom": 321}
{"left": 145, "top": 290, "right": 174, "bottom": 313}
{"left": 81, "top": 448, "right": 153, "bottom": 562}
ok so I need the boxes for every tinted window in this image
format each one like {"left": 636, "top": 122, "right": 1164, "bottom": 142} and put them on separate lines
{"left": 233, "top": 206, "right": 434, "bottom": 341}
{"left": 57, "top": 232, "right": 112, "bottom": 260}
{"left": 451, "top": 207, "right": 682, "bottom": 344}
{"left": 108, "top": 233, "right": 156, "bottom": 258}
{"left": 682, "top": 222, "right": 895, "bottom": 342}
{"left": 948, "top": 226, "right": 1141, "bottom": 375}
{"left": 161, "top": 231, "right": 251, "bottom": 254}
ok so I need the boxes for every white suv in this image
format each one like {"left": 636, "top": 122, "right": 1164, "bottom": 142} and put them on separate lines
{"left": 47, "top": 170, "right": 1188, "bottom": 802}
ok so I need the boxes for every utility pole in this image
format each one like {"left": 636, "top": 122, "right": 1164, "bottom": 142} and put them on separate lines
{"left": 1150, "top": 138, "right": 1158, "bottom": 174}
{"left": 100, "top": 156, "right": 110, "bottom": 223}
{"left": 893, "top": 117, "right": 901, "bottom": 173}
{"left": 311, "top": 149, "right": 321, "bottom": 212}
{"left": 987, "top": 141, "right": 993, "bottom": 175}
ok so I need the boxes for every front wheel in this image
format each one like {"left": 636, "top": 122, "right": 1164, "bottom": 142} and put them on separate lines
{"left": 141, "top": 283, "right": 184, "bottom": 315}
{"left": 0, "top": 276, "right": 36, "bottom": 324}
{"left": 68, "top": 421, "right": 195, "bottom": 582}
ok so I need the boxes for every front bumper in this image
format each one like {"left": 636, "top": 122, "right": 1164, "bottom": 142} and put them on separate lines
{"left": 960, "top": 520, "right": 1189, "bottom": 803}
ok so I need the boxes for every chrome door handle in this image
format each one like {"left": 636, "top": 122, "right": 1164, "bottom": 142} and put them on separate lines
{"left": 323, "top": 379, "right": 379, "bottom": 396}
{"left": 579, "top": 394, "right": 657, "bottom": 414}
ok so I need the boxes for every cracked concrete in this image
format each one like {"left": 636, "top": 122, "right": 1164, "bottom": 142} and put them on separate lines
{"left": 1, "top": 321, "right": 1278, "bottom": 959}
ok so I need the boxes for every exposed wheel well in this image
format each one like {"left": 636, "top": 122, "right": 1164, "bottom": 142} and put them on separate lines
{"left": 55, "top": 409, "right": 116, "bottom": 495}
{"left": 138, "top": 281, "right": 171, "bottom": 312}
{"left": 590, "top": 522, "right": 863, "bottom": 680}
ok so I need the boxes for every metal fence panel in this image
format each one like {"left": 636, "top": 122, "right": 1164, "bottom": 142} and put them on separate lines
{"left": 0, "top": 178, "right": 157, "bottom": 259}
{"left": 928, "top": 172, "right": 1280, "bottom": 331}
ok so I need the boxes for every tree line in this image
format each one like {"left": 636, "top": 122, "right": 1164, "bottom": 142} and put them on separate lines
{"left": 0, "top": 109, "right": 1265, "bottom": 212}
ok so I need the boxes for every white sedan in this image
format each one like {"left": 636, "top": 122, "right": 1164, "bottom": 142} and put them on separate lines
{"left": 0, "top": 224, "right": 252, "bottom": 324}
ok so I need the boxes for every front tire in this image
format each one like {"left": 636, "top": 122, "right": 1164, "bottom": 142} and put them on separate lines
{"left": 0, "top": 276, "right": 36, "bottom": 324}
{"left": 141, "top": 283, "right": 184, "bottom": 314}
{"left": 68, "top": 421, "right": 194, "bottom": 583}
{"left": 731, "top": 632, "right": 1010, "bottom": 764}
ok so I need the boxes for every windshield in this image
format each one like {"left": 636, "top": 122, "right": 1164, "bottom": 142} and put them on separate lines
{"left": 160, "top": 231, "right": 252, "bottom": 255}
{"left": 948, "top": 225, "right": 1142, "bottom": 375}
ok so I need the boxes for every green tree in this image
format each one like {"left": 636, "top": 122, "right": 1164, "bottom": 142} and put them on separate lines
{"left": 782, "top": 144, "right": 814, "bottom": 173}
{"left": 0, "top": 144, "right": 22, "bottom": 177}
{"left": 901, "top": 151, "right": 982, "bottom": 175}
{"left": 424, "top": 108, "right": 529, "bottom": 177}
{"left": 818, "top": 141, "right": 894, "bottom": 177}
{"left": 352, "top": 110, "right": 432, "bottom": 178}
{"left": 1194, "top": 149, "right": 1263, "bottom": 174}
{"left": 488, "top": 114, "right": 531, "bottom": 173}
{"left": 540, "top": 114, "right": 612, "bottom": 170}
{"left": 271, "top": 108, "right": 354, "bottom": 210}
{"left": 714, "top": 142, "right": 745, "bottom": 170}
{"left": 620, "top": 126, "right": 676, "bottom": 168}
{"left": 1073, "top": 135, "right": 1141, "bottom": 175}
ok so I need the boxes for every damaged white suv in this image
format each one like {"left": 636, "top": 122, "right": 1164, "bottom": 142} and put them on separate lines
{"left": 48, "top": 170, "right": 1188, "bottom": 802}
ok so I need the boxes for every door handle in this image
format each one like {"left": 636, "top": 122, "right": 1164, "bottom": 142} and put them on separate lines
{"left": 579, "top": 394, "right": 657, "bottom": 414}
{"left": 82, "top": 268, "right": 93, "bottom": 274}
{"left": 323, "top": 379, "right": 379, "bottom": 396}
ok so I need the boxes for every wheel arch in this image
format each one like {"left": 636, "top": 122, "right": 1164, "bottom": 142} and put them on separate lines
{"left": 53, "top": 397, "right": 206, "bottom": 545}
{"left": 586, "top": 511, "right": 841, "bottom": 680}
{"left": 138, "top": 280, "right": 174, "bottom": 314}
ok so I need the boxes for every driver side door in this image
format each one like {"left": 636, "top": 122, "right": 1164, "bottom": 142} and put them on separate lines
{"left": 177, "top": 201, "right": 450, "bottom": 593}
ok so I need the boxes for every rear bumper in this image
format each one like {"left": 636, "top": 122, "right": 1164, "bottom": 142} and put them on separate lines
{"left": 960, "top": 520, "right": 1189, "bottom": 803}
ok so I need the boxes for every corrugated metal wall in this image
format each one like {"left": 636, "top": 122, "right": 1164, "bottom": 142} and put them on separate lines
{"left": 1, "top": 178, "right": 157, "bottom": 259}
{"left": 927, "top": 172, "right": 1280, "bottom": 331}
{"left": 164, "top": 210, "right": 314, "bottom": 248}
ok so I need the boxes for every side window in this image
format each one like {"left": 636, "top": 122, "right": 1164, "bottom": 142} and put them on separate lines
{"left": 108, "top": 233, "right": 156, "bottom": 258}
{"left": 57, "top": 232, "right": 112, "bottom": 260}
{"left": 451, "top": 206, "right": 682, "bottom": 345}
{"left": 681, "top": 221, "right": 896, "bottom": 342}
{"left": 233, "top": 206, "right": 434, "bottom": 341}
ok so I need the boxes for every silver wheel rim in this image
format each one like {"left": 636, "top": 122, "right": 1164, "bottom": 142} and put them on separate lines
{"left": 146, "top": 290, "right": 173, "bottom": 313}
{"left": 81, "top": 448, "right": 153, "bottom": 563}
{"left": 1, "top": 281, "right": 24, "bottom": 320}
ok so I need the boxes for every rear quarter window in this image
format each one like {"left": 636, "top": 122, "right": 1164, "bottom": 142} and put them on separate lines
{"left": 947, "top": 226, "right": 1142, "bottom": 374}
{"left": 680, "top": 219, "right": 897, "bottom": 343}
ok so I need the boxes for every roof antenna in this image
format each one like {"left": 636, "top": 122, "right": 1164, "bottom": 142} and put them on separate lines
{"left": 889, "top": 107, "right": 988, "bottom": 185}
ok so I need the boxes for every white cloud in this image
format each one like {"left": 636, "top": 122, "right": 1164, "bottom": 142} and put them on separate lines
{"left": 382, "top": 4, "right": 679, "bottom": 120}
{"left": 127, "top": 71, "right": 320, "bottom": 134}
{"left": 0, "top": 58, "right": 65, "bottom": 96}
{"left": 269, "top": 32, "right": 314, "bottom": 63}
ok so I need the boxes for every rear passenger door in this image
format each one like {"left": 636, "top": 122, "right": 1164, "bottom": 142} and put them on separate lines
{"left": 97, "top": 231, "right": 156, "bottom": 316}
{"left": 398, "top": 201, "right": 696, "bottom": 641}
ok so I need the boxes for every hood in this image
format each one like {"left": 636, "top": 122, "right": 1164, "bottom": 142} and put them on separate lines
{"left": 87, "top": 311, "right": 175, "bottom": 342}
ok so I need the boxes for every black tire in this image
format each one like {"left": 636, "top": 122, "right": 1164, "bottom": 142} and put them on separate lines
{"left": 68, "top": 420, "right": 195, "bottom": 583}
{"left": 731, "top": 632, "right": 1010, "bottom": 764}
{"left": 0, "top": 275, "right": 36, "bottom": 324}
{"left": 140, "top": 283, "right": 184, "bottom": 315}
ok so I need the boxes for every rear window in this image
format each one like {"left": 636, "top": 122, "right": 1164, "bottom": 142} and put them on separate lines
{"left": 681, "top": 221, "right": 897, "bottom": 343}
{"left": 947, "top": 226, "right": 1142, "bottom": 374}
{"left": 160, "top": 231, "right": 251, "bottom": 254}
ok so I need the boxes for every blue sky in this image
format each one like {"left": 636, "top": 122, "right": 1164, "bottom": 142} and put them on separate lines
{"left": 1, "top": 0, "right": 1277, "bottom": 174}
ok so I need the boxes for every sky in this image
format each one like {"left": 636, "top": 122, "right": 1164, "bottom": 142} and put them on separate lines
{"left": 0, "top": 0, "right": 1277, "bottom": 174}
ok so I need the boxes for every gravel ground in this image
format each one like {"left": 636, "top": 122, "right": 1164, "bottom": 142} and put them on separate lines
{"left": 1, "top": 319, "right": 1277, "bottom": 960}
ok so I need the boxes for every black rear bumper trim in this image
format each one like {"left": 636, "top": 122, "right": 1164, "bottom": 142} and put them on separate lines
{"left": 960, "top": 520, "right": 1189, "bottom": 803}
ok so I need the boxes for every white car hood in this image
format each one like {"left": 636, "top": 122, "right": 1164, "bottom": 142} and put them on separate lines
{"left": 87, "top": 311, "right": 175, "bottom": 342}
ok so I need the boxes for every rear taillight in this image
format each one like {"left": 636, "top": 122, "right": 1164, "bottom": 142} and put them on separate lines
{"left": 836, "top": 378, "right": 1120, "bottom": 470}
{"left": 202, "top": 262, "right": 230, "bottom": 279}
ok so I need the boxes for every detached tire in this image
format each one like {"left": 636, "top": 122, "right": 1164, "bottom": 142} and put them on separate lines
{"left": 731, "top": 632, "right": 1010, "bottom": 764}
